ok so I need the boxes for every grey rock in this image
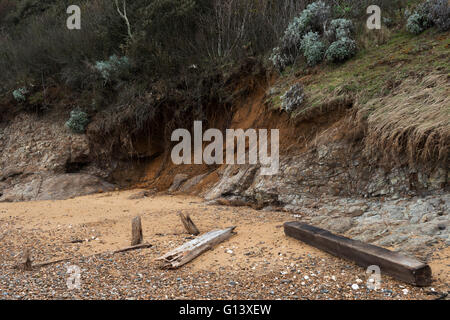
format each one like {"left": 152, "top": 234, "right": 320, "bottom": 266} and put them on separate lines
{"left": 179, "top": 173, "right": 208, "bottom": 192}
{"left": 169, "top": 174, "right": 189, "bottom": 192}
{"left": 321, "top": 217, "right": 354, "bottom": 234}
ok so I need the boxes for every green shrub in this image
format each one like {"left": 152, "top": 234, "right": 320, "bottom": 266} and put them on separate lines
{"left": 95, "top": 55, "right": 130, "bottom": 82}
{"left": 269, "top": 47, "right": 294, "bottom": 72}
{"left": 300, "top": 32, "right": 326, "bottom": 66}
{"left": 406, "top": 13, "right": 432, "bottom": 34}
{"left": 421, "top": 0, "right": 450, "bottom": 31}
{"left": 326, "top": 19, "right": 354, "bottom": 42}
{"left": 272, "top": 1, "right": 362, "bottom": 69}
{"left": 12, "top": 87, "right": 28, "bottom": 102}
{"left": 281, "top": 1, "right": 331, "bottom": 52}
{"left": 325, "top": 37, "right": 357, "bottom": 63}
{"left": 65, "top": 109, "right": 90, "bottom": 134}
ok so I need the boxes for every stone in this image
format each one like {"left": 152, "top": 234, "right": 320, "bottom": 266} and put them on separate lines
{"left": 169, "top": 174, "right": 189, "bottom": 192}
{"left": 179, "top": 173, "right": 208, "bottom": 193}
{"left": 351, "top": 284, "right": 359, "bottom": 290}
{"left": 321, "top": 217, "right": 354, "bottom": 234}
{"left": 347, "top": 207, "right": 365, "bottom": 217}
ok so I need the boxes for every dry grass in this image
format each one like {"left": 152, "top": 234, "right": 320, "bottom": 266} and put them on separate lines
{"left": 359, "top": 73, "right": 449, "bottom": 168}
{"left": 357, "top": 26, "right": 392, "bottom": 50}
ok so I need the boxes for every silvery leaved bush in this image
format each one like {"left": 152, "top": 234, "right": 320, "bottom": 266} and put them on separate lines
{"left": 326, "top": 19, "right": 354, "bottom": 42}
{"left": 325, "top": 37, "right": 357, "bottom": 63}
{"left": 405, "top": 0, "right": 449, "bottom": 35}
{"left": 65, "top": 109, "right": 90, "bottom": 134}
{"left": 406, "top": 13, "right": 432, "bottom": 34}
{"left": 281, "top": 0, "right": 331, "bottom": 51}
{"left": 13, "top": 87, "right": 28, "bottom": 102}
{"left": 95, "top": 55, "right": 130, "bottom": 81}
{"left": 271, "top": 1, "right": 331, "bottom": 70}
{"left": 424, "top": 0, "right": 450, "bottom": 31}
{"left": 269, "top": 47, "right": 293, "bottom": 72}
{"left": 300, "top": 32, "right": 326, "bottom": 67}
{"left": 302, "top": 0, "right": 331, "bottom": 32}
{"left": 281, "top": 83, "right": 305, "bottom": 113}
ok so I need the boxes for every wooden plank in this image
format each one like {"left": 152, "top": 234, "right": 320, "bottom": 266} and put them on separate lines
{"left": 156, "top": 227, "right": 236, "bottom": 269}
{"left": 284, "top": 221, "right": 432, "bottom": 286}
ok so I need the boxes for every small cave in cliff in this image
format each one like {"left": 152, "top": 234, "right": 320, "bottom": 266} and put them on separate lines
{"left": 65, "top": 161, "right": 88, "bottom": 174}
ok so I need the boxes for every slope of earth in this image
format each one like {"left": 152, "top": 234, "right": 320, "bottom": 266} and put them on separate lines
{"left": 0, "top": 190, "right": 448, "bottom": 300}
{"left": 133, "top": 30, "right": 450, "bottom": 261}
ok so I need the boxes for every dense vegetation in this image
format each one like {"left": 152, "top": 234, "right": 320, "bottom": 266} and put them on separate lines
{"left": 0, "top": 0, "right": 447, "bottom": 155}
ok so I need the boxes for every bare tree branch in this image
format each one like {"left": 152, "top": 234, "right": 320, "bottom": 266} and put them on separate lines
{"left": 114, "top": 0, "right": 133, "bottom": 41}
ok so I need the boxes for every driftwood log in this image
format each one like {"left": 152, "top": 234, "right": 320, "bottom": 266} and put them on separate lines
{"left": 284, "top": 222, "right": 432, "bottom": 286}
{"left": 179, "top": 212, "right": 200, "bottom": 235}
{"left": 156, "top": 226, "right": 236, "bottom": 269}
{"left": 131, "top": 216, "right": 143, "bottom": 246}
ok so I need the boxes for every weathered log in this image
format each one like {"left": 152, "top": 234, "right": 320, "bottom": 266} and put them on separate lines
{"left": 179, "top": 212, "right": 200, "bottom": 236}
{"left": 156, "top": 227, "right": 236, "bottom": 269}
{"left": 131, "top": 216, "right": 143, "bottom": 246}
{"left": 284, "top": 222, "right": 432, "bottom": 286}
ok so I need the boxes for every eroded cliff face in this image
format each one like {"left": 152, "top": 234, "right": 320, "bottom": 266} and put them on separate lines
{"left": 0, "top": 112, "right": 115, "bottom": 201}
{"left": 0, "top": 67, "right": 448, "bottom": 259}
{"left": 160, "top": 86, "right": 449, "bottom": 259}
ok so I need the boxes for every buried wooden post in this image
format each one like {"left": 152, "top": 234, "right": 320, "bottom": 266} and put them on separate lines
{"left": 179, "top": 212, "right": 200, "bottom": 236}
{"left": 131, "top": 216, "right": 143, "bottom": 246}
{"left": 284, "top": 222, "right": 432, "bottom": 287}
{"left": 21, "top": 249, "right": 33, "bottom": 271}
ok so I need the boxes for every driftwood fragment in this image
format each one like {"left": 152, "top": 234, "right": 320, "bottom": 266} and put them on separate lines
{"left": 33, "top": 258, "right": 70, "bottom": 269}
{"left": 112, "top": 243, "right": 152, "bottom": 254}
{"left": 284, "top": 222, "right": 432, "bottom": 286}
{"left": 14, "top": 243, "right": 152, "bottom": 271}
{"left": 131, "top": 216, "right": 143, "bottom": 246}
{"left": 179, "top": 212, "right": 200, "bottom": 235}
{"left": 156, "top": 227, "right": 236, "bottom": 269}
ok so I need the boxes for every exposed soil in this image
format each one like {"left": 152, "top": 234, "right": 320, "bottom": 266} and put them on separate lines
{"left": 0, "top": 190, "right": 448, "bottom": 300}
